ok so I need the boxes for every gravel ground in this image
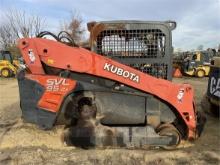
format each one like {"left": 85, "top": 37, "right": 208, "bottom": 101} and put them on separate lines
{"left": 0, "top": 77, "right": 219, "bottom": 165}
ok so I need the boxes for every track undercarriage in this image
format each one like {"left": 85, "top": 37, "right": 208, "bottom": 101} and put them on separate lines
{"left": 62, "top": 104, "right": 181, "bottom": 150}
{"left": 56, "top": 89, "right": 183, "bottom": 150}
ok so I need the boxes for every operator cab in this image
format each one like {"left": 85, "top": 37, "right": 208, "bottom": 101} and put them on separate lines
{"left": 88, "top": 20, "right": 176, "bottom": 81}
{"left": 0, "top": 51, "right": 13, "bottom": 63}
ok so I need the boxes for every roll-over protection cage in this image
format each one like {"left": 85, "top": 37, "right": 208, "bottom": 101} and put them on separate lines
{"left": 87, "top": 20, "right": 176, "bottom": 80}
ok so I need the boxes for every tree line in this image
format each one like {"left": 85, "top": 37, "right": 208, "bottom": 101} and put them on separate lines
{"left": 0, "top": 9, "right": 85, "bottom": 57}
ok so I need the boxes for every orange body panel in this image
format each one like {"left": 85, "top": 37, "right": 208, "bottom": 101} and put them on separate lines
{"left": 18, "top": 38, "right": 197, "bottom": 139}
{"left": 26, "top": 74, "right": 76, "bottom": 113}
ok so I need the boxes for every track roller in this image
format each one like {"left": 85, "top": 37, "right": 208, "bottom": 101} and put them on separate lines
{"left": 157, "top": 124, "right": 181, "bottom": 150}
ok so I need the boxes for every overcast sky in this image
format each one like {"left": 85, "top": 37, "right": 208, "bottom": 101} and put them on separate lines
{"left": 0, "top": 0, "right": 219, "bottom": 50}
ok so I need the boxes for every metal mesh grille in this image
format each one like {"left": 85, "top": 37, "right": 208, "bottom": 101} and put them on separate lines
{"left": 97, "top": 29, "right": 166, "bottom": 58}
{"left": 129, "top": 63, "right": 168, "bottom": 79}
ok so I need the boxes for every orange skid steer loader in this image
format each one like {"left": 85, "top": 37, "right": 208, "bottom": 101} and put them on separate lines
{"left": 17, "top": 31, "right": 205, "bottom": 149}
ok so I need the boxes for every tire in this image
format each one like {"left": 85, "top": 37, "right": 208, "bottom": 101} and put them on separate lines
{"left": 210, "top": 104, "right": 220, "bottom": 117}
{"left": 1, "top": 68, "right": 11, "bottom": 78}
{"left": 196, "top": 69, "right": 205, "bottom": 78}
{"left": 157, "top": 124, "right": 181, "bottom": 150}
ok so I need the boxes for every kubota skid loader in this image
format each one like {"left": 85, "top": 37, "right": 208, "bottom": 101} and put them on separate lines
{"left": 17, "top": 26, "right": 205, "bottom": 149}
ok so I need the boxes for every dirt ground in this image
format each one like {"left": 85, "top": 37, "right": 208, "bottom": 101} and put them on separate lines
{"left": 0, "top": 77, "right": 219, "bottom": 165}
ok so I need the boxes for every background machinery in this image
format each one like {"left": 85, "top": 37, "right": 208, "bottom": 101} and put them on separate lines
{"left": 182, "top": 51, "right": 212, "bottom": 77}
{"left": 0, "top": 51, "right": 20, "bottom": 78}
{"left": 16, "top": 21, "right": 206, "bottom": 149}
{"left": 173, "top": 51, "right": 214, "bottom": 78}
{"left": 202, "top": 57, "right": 220, "bottom": 116}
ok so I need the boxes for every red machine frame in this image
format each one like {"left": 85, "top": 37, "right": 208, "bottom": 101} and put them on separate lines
{"left": 19, "top": 38, "right": 198, "bottom": 140}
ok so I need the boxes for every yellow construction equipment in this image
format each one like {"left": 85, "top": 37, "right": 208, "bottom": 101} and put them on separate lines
{"left": 182, "top": 51, "right": 211, "bottom": 78}
{"left": 0, "top": 51, "right": 19, "bottom": 78}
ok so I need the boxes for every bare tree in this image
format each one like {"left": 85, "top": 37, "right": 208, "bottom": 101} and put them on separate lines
{"left": 60, "top": 11, "right": 85, "bottom": 43}
{"left": 197, "top": 45, "right": 204, "bottom": 51}
{"left": 0, "top": 9, "right": 46, "bottom": 51}
{"left": 5, "top": 9, "right": 46, "bottom": 38}
{"left": 0, "top": 23, "right": 16, "bottom": 49}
